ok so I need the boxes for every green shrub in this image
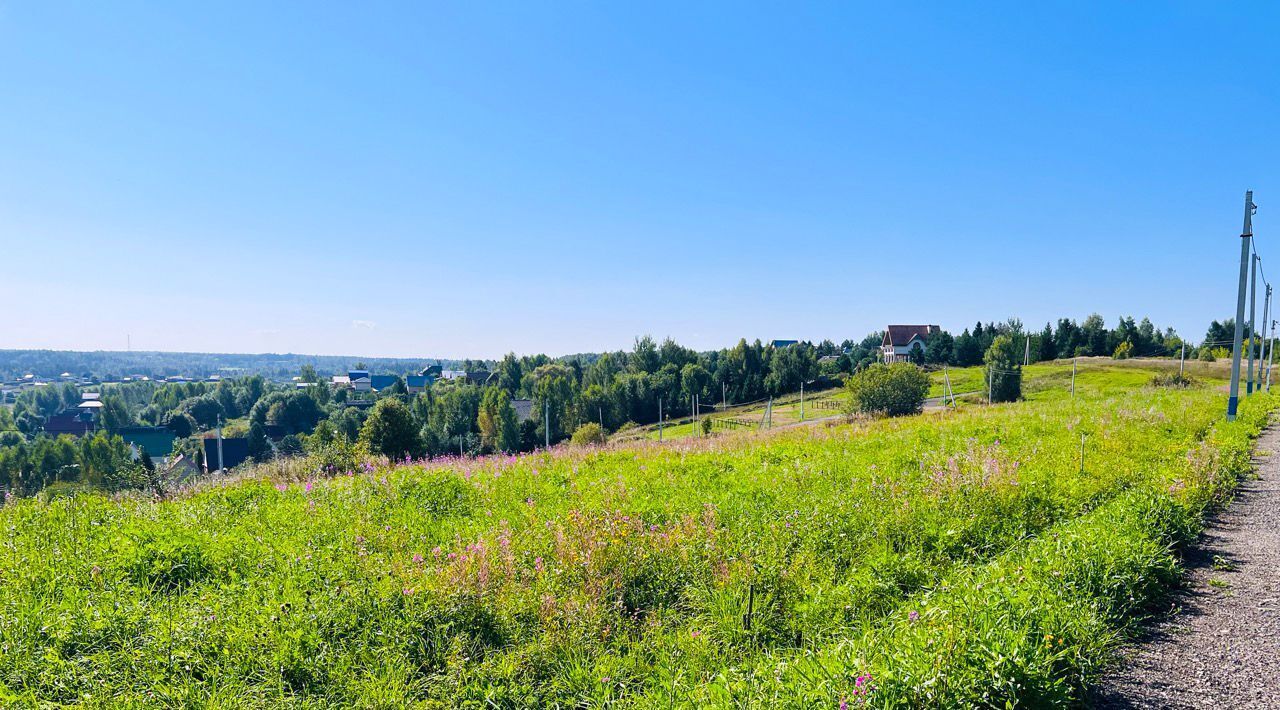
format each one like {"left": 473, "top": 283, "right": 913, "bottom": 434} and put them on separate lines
{"left": 1150, "top": 372, "right": 1196, "bottom": 388}
{"left": 570, "top": 422, "right": 606, "bottom": 446}
{"left": 844, "top": 362, "right": 929, "bottom": 417}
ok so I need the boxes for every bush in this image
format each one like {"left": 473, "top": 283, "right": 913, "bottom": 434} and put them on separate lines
{"left": 844, "top": 363, "right": 929, "bottom": 417}
{"left": 1113, "top": 341, "right": 1134, "bottom": 359}
{"left": 1198, "top": 348, "right": 1216, "bottom": 362}
{"left": 701, "top": 417, "right": 713, "bottom": 437}
{"left": 570, "top": 422, "right": 606, "bottom": 447}
{"left": 1151, "top": 372, "right": 1196, "bottom": 388}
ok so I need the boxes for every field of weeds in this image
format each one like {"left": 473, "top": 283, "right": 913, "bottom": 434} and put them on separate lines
{"left": 0, "top": 370, "right": 1272, "bottom": 707}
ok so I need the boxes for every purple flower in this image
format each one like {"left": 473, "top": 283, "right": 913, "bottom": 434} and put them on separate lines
{"left": 304, "top": 481, "right": 313, "bottom": 493}
{"left": 908, "top": 610, "right": 919, "bottom": 622}
{"left": 412, "top": 553, "right": 424, "bottom": 564}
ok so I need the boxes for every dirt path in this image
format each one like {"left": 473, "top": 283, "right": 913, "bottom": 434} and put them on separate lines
{"left": 1091, "top": 425, "right": 1280, "bottom": 708}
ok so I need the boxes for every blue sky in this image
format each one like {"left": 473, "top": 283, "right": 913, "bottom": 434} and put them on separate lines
{"left": 2, "top": 3, "right": 1277, "bottom": 359}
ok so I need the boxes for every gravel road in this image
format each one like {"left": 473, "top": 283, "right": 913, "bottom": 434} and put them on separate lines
{"left": 1091, "top": 424, "right": 1280, "bottom": 708}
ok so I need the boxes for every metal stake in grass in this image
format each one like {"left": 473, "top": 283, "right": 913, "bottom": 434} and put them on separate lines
{"left": 1071, "top": 358, "right": 1077, "bottom": 397}
{"left": 944, "top": 365, "right": 954, "bottom": 407}
{"left": 1079, "top": 433, "right": 1086, "bottom": 474}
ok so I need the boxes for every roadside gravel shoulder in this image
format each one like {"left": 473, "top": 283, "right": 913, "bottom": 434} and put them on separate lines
{"left": 1091, "top": 424, "right": 1280, "bottom": 708}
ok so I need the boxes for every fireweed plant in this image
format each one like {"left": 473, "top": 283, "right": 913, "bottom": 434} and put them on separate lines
{"left": 0, "top": 371, "right": 1272, "bottom": 708}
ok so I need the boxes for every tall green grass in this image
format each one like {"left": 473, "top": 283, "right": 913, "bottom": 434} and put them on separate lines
{"left": 0, "top": 379, "right": 1271, "bottom": 707}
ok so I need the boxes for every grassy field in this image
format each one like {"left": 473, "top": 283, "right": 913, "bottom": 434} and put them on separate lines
{"left": 640, "top": 358, "right": 1230, "bottom": 443}
{"left": 0, "top": 365, "right": 1272, "bottom": 707}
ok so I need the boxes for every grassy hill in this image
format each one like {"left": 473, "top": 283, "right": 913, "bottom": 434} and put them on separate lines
{"left": 0, "top": 362, "right": 1272, "bottom": 707}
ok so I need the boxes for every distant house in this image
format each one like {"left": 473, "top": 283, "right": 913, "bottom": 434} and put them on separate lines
{"left": 370, "top": 375, "right": 399, "bottom": 392}
{"left": 202, "top": 437, "right": 250, "bottom": 472}
{"left": 441, "top": 369, "right": 467, "bottom": 381}
{"left": 406, "top": 375, "right": 431, "bottom": 394}
{"left": 465, "top": 371, "right": 492, "bottom": 386}
{"left": 165, "top": 454, "right": 203, "bottom": 483}
{"left": 43, "top": 409, "right": 94, "bottom": 436}
{"left": 420, "top": 365, "right": 443, "bottom": 378}
{"left": 331, "top": 375, "right": 351, "bottom": 387}
{"left": 118, "top": 426, "right": 177, "bottom": 459}
{"left": 771, "top": 339, "right": 800, "bottom": 349}
{"left": 881, "top": 325, "right": 940, "bottom": 363}
{"left": 511, "top": 398, "right": 534, "bottom": 423}
{"left": 348, "top": 370, "right": 372, "bottom": 392}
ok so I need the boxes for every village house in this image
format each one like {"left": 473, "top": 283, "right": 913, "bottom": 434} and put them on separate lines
{"left": 881, "top": 325, "right": 940, "bottom": 363}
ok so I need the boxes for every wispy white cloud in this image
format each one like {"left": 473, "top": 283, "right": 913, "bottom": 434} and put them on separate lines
{"left": 352, "top": 320, "right": 377, "bottom": 330}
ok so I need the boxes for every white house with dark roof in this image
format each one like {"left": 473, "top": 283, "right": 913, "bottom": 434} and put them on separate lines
{"left": 881, "top": 325, "right": 940, "bottom": 363}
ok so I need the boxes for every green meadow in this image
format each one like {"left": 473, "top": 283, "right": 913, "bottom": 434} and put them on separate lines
{"left": 0, "top": 364, "right": 1271, "bottom": 707}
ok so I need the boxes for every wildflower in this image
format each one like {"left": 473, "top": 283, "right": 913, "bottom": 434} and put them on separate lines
{"left": 402, "top": 587, "right": 415, "bottom": 596}
{"left": 690, "top": 629, "right": 701, "bottom": 639}
{"left": 534, "top": 556, "right": 544, "bottom": 573}
{"left": 412, "top": 553, "right": 424, "bottom": 564}
{"left": 908, "top": 610, "right": 919, "bottom": 622}
{"left": 305, "top": 481, "right": 313, "bottom": 493}
{"left": 275, "top": 483, "right": 287, "bottom": 492}
{"left": 600, "top": 677, "right": 611, "bottom": 684}
{"left": 839, "top": 699, "right": 848, "bottom": 710}
{"left": 431, "top": 546, "right": 442, "bottom": 558}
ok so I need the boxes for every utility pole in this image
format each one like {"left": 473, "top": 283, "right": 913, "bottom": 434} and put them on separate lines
{"left": 799, "top": 381, "right": 805, "bottom": 421}
{"left": 1024, "top": 336, "right": 1030, "bottom": 366}
{"left": 545, "top": 401, "right": 550, "bottom": 449}
{"left": 987, "top": 367, "right": 993, "bottom": 404}
{"left": 1229, "top": 190, "right": 1256, "bottom": 421}
{"left": 1179, "top": 342, "right": 1185, "bottom": 377}
{"left": 216, "top": 415, "right": 224, "bottom": 474}
{"left": 658, "top": 398, "right": 663, "bottom": 441}
{"left": 1268, "top": 318, "right": 1277, "bottom": 391}
{"left": 722, "top": 382, "right": 727, "bottom": 411}
{"left": 943, "top": 365, "right": 954, "bottom": 407}
{"left": 1261, "top": 285, "right": 1273, "bottom": 383}
{"left": 1249, "top": 253, "right": 1259, "bottom": 394}
{"left": 1071, "top": 358, "right": 1077, "bottom": 397}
